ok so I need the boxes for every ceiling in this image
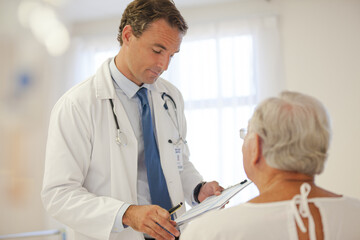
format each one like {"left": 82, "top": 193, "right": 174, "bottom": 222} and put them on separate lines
{"left": 56, "top": 0, "right": 238, "bottom": 23}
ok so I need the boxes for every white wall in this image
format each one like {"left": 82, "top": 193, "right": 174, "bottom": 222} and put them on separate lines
{"left": 279, "top": 0, "right": 360, "bottom": 198}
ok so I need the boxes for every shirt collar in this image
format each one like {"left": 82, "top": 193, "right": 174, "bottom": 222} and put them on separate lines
{"left": 109, "top": 57, "right": 163, "bottom": 98}
{"left": 109, "top": 57, "right": 139, "bottom": 98}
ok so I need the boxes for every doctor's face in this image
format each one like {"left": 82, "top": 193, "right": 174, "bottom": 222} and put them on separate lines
{"left": 122, "top": 19, "right": 183, "bottom": 86}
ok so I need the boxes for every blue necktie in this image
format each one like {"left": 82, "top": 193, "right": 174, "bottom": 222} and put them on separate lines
{"left": 136, "top": 88, "right": 173, "bottom": 211}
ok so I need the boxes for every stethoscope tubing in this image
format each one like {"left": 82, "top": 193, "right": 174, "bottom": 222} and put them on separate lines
{"left": 110, "top": 92, "right": 184, "bottom": 146}
{"left": 161, "top": 93, "right": 187, "bottom": 144}
{"left": 109, "top": 99, "right": 120, "bottom": 130}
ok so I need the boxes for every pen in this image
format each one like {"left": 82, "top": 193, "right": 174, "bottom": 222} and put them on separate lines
{"left": 168, "top": 202, "right": 183, "bottom": 215}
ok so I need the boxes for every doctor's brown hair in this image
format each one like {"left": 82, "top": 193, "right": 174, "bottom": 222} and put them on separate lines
{"left": 117, "top": 0, "right": 188, "bottom": 46}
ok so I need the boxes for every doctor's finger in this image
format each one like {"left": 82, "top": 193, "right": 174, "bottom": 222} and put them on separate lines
{"left": 215, "top": 185, "right": 225, "bottom": 195}
{"left": 143, "top": 225, "right": 171, "bottom": 240}
{"left": 153, "top": 215, "right": 179, "bottom": 237}
{"left": 156, "top": 206, "right": 171, "bottom": 219}
{"left": 205, "top": 181, "right": 224, "bottom": 195}
{"left": 147, "top": 220, "right": 176, "bottom": 240}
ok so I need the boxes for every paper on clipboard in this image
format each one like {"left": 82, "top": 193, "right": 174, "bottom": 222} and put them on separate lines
{"left": 176, "top": 179, "right": 253, "bottom": 226}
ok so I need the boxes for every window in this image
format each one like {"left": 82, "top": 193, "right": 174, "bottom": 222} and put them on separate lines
{"left": 162, "top": 34, "right": 259, "bottom": 205}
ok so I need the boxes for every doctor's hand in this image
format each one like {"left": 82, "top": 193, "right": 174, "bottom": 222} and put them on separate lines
{"left": 123, "top": 205, "right": 179, "bottom": 240}
{"left": 197, "top": 181, "right": 224, "bottom": 203}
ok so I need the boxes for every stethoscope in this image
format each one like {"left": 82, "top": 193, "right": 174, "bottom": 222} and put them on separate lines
{"left": 109, "top": 99, "right": 128, "bottom": 146}
{"left": 109, "top": 92, "right": 186, "bottom": 147}
{"left": 161, "top": 93, "right": 187, "bottom": 145}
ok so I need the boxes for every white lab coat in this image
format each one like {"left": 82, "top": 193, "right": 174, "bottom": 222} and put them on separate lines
{"left": 41, "top": 59, "right": 203, "bottom": 240}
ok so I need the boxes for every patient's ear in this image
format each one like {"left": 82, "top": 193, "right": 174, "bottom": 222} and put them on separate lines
{"left": 251, "top": 134, "right": 262, "bottom": 166}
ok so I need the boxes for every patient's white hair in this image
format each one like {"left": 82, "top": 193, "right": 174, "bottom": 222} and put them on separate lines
{"left": 248, "top": 91, "right": 331, "bottom": 176}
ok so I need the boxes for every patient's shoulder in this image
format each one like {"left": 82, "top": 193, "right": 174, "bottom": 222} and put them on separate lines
{"left": 248, "top": 185, "right": 342, "bottom": 204}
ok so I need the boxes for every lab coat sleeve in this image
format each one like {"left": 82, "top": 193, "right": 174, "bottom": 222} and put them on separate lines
{"left": 41, "top": 96, "right": 123, "bottom": 240}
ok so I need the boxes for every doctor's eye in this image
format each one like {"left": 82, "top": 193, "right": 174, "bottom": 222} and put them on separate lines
{"left": 152, "top": 49, "right": 162, "bottom": 54}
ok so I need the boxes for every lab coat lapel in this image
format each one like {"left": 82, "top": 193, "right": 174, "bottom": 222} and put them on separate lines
{"left": 110, "top": 96, "right": 139, "bottom": 202}
{"left": 152, "top": 90, "right": 183, "bottom": 204}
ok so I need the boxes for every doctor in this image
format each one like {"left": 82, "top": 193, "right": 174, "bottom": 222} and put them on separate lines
{"left": 41, "top": 0, "right": 223, "bottom": 240}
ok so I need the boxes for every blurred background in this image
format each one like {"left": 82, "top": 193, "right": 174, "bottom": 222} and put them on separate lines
{"left": 1, "top": 0, "right": 360, "bottom": 239}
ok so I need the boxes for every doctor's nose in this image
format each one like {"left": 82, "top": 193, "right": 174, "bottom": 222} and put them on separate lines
{"left": 158, "top": 54, "right": 171, "bottom": 71}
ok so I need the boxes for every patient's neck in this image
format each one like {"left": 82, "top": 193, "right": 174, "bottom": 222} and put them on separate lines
{"left": 267, "top": 172, "right": 312, "bottom": 189}
{"left": 251, "top": 170, "right": 315, "bottom": 203}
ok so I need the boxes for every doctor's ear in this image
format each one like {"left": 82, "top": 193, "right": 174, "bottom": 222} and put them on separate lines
{"left": 122, "top": 25, "right": 134, "bottom": 46}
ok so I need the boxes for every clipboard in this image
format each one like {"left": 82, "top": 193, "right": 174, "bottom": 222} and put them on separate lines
{"left": 175, "top": 179, "right": 253, "bottom": 226}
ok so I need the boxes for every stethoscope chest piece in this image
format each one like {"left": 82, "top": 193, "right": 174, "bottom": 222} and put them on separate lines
{"left": 110, "top": 99, "right": 128, "bottom": 147}
{"left": 116, "top": 130, "right": 127, "bottom": 146}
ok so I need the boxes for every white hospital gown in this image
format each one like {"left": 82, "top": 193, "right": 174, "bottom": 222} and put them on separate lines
{"left": 180, "top": 183, "right": 360, "bottom": 240}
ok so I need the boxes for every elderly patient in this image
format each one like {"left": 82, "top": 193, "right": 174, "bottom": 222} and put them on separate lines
{"left": 181, "top": 91, "right": 360, "bottom": 240}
